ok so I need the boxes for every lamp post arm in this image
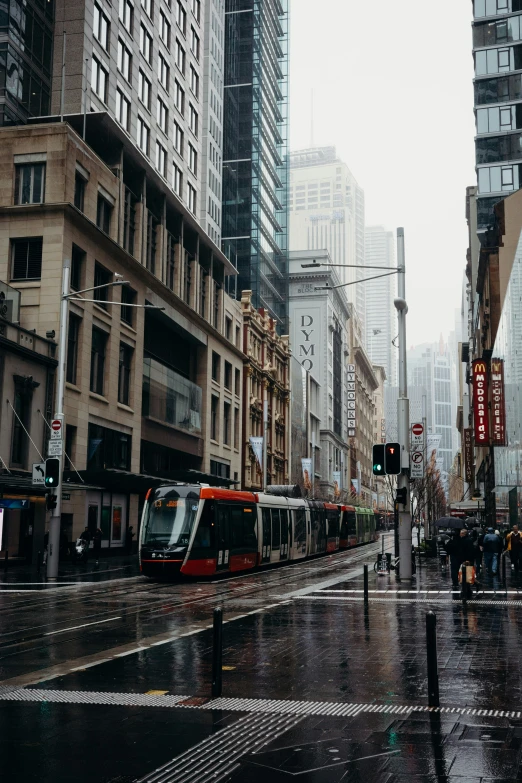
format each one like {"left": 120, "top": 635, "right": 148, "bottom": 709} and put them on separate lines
{"left": 315, "top": 270, "right": 399, "bottom": 291}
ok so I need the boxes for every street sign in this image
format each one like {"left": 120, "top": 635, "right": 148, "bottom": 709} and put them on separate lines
{"left": 51, "top": 417, "right": 63, "bottom": 440}
{"left": 410, "top": 450, "right": 424, "bottom": 479}
{"left": 48, "top": 440, "right": 63, "bottom": 457}
{"left": 411, "top": 422, "right": 425, "bottom": 446}
{"left": 0, "top": 499, "right": 29, "bottom": 509}
{"left": 32, "top": 462, "right": 45, "bottom": 485}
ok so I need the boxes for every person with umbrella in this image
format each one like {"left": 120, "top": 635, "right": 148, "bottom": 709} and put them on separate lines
{"left": 444, "top": 528, "right": 476, "bottom": 589}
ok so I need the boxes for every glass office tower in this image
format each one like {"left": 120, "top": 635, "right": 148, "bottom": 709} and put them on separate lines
{"left": 473, "top": 0, "right": 522, "bottom": 231}
{"left": 222, "top": 0, "right": 289, "bottom": 332}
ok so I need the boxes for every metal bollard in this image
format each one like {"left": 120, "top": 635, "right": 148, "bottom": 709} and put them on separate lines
{"left": 426, "top": 611, "right": 440, "bottom": 708}
{"left": 502, "top": 553, "right": 507, "bottom": 587}
{"left": 363, "top": 564, "right": 369, "bottom": 605}
{"left": 211, "top": 607, "right": 223, "bottom": 698}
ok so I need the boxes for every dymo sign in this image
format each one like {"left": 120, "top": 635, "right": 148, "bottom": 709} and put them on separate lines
{"left": 472, "top": 359, "right": 490, "bottom": 444}
{"left": 293, "top": 307, "right": 321, "bottom": 373}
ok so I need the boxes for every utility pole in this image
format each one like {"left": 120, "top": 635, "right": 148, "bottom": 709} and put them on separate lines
{"left": 395, "top": 228, "right": 412, "bottom": 580}
{"left": 263, "top": 397, "right": 268, "bottom": 490}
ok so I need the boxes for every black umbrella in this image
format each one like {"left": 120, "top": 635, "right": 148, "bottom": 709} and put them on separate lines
{"left": 435, "top": 517, "right": 465, "bottom": 529}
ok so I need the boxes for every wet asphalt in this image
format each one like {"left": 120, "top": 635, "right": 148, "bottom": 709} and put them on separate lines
{"left": 2, "top": 537, "right": 522, "bottom": 782}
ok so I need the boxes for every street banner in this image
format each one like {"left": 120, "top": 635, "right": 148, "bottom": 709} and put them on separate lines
{"left": 301, "top": 458, "right": 312, "bottom": 491}
{"left": 250, "top": 437, "right": 263, "bottom": 470}
{"left": 332, "top": 470, "right": 341, "bottom": 499}
{"left": 491, "top": 358, "right": 506, "bottom": 446}
{"left": 351, "top": 478, "right": 359, "bottom": 497}
{"left": 472, "top": 359, "right": 490, "bottom": 444}
{"left": 464, "top": 428, "right": 474, "bottom": 485}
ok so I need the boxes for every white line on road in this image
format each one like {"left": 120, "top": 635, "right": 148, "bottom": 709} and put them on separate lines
{"left": 44, "top": 617, "right": 122, "bottom": 636}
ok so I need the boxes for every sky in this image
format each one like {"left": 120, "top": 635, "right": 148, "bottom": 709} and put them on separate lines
{"left": 289, "top": 0, "right": 476, "bottom": 347}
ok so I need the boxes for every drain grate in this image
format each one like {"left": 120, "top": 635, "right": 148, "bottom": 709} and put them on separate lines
{"left": 136, "top": 712, "right": 303, "bottom": 783}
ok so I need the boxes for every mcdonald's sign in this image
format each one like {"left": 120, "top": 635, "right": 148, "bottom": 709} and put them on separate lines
{"left": 472, "top": 359, "right": 490, "bottom": 445}
{"left": 491, "top": 358, "right": 506, "bottom": 446}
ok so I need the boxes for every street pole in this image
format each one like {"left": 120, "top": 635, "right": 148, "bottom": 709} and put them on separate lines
{"left": 396, "top": 228, "right": 412, "bottom": 580}
{"left": 47, "top": 258, "right": 70, "bottom": 580}
{"left": 311, "top": 430, "right": 316, "bottom": 499}
{"left": 263, "top": 397, "right": 268, "bottom": 490}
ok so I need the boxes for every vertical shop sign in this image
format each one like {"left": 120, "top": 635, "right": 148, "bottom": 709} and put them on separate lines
{"left": 491, "top": 358, "right": 506, "bottom": 446}
{"left": 347, "top": 364, "right": 356, "bottom": 437}
{"left": 472, "top": 359, "right": 490, "bottom": 445}
{"left": 464, "top": 428, "right": 474, "bottom": 485}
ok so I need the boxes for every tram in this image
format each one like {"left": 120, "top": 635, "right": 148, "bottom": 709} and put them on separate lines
{"left": 139, "top": 485, "right": 377, "bottom": 579}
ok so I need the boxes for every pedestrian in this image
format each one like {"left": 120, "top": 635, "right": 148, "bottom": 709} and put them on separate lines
{"left": 126, "top": 525, "right": 134, "bottom": 554}
{"left": 445, "top": 530, "right": 475, "bottom": 589}
{"left": 93, "top": 526, "right": 102, "bottom": 565}
{"left": 506, "top": 524, "right": 522, "bottom": 573}
{"left": 482, "top": 527, "right": 502, "bottom": 576}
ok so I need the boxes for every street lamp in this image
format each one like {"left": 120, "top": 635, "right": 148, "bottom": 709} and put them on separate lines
{"left": 46, "top": 260, "right": 164, "bottom": 580}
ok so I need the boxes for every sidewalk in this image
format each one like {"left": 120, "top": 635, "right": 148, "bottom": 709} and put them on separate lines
{"left": 3, "top": 550, "right": 522, "bottom": 781}
{"left": 0, "top": 551, "right": 140, "bottom": 585}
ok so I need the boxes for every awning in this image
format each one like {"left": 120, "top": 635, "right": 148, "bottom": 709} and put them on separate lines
{"left": 0, "top": 471, "right": 100, "bottom": 496}
{"left": 63, "top": 468, "right": 238, "bottom": 495}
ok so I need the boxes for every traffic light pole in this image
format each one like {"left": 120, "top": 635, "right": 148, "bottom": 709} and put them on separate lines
{"left": 396, "top": 228, "right": 412, "bottom": 581}
{"left": 47, "top": 258, "right": 70, "bottom": 580}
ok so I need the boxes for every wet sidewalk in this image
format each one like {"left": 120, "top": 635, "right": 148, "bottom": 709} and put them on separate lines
{"left": 0, "top": 552, "right": 140, "bottom": 586}
{"left": 3, "top": 547, "right": 522, "bottom": 781}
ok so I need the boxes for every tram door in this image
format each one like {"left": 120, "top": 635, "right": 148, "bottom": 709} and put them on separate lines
{"left": 280, "top": 509, "right": 289, "bottom": 560}
{"left": 216, "top": 505, "right": 230, "bottom": 571}
{"left": 261, "top": 507, "right": 271, "bottom": 563}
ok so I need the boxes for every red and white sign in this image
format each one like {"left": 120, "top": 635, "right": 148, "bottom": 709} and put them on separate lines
{"left": 491, "top": 358, "right": 506, "bottom": 446}
{"left": 472, "top": 359, "right": 490, "bottom": 445}
{"left": 411, "top": 422, "right": 425, "bottom": 447}
{"left": 51, "top": 419, "right": 61, "bottom": 432}
{"left": 50, "top": 416, "right": 63, "bottom": 441}
{"left": 412, "top": 423, "right": 424, "bottom": 437}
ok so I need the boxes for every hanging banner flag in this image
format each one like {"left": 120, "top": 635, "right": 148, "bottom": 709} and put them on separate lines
{"left": 250, "top": 437, "right": 263, "bottom": 470}
{"left": 301, "top": 458, "right": 312, "bottom": 491}
{"left": 332, "top": 470, "right": 341, "bottom": 499}
{"left": 464, "top": 428, "right": 474, "bottom": 485}
{"left": 472, "top": 359, "right": 490, "bottom": 445}
{"left": 491, "top": 358, "right": 506, "bottom": 446}
{"left": 351, "top": 478, "right": 359, "bottom": 497}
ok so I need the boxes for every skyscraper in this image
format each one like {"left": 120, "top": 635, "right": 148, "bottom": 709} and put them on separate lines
{"left": 221, "top": 0, "right": 289, "bottom": 331}
{"left": 473, "top": 1, "right": 522, "bottom": 232}
{"left": 364, "top": 226, "right": 397, "bottom": 387}
{"left": 288, "top": 146, "right": 366, "bottom": 336}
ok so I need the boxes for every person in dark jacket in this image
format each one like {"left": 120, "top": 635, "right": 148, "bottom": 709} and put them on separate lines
{"left": 93, "top": 527, "right": 103, "bottom": 564}
{"left": 476, "top": 528, "right": 485, "bottom": 577}
{"left": 445, "top": 529, "right": 476, "bottom": 588}
{"left": 482, "top": 527, "right": 502, "bottom": 575}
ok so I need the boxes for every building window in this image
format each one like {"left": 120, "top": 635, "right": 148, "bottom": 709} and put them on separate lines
{"left": 10, "top": 386, "right": 30, "bottom": 467}
{"left": 160, "top": 11, "right": 171, "bottom": 49}
{"left": 94, "top": 3, "right": 110, "bottom": 51}
{"left": 155, "top": 141, "right": 167, "bottom": 177}
{"left": 157, "top": 96, "right": 168, "bottom": 134}
{"left": 119, "top": 0, "right": 133, "bottom": 34}
{"left": 176, "top": 0, "right": 186, "bottom": 34}
{"left": 121, "top": 284, "right": 136, "bottom": 326}
{"left": 174, "top": 121, "right": 184, "bottom": 157}
{"left": 158, "top": 52, "right": 170, "bottom": 91}
{"left": 174, "top": 79, "right": 185, "bottom": 114}
{"left": 138, "top": 70, "right": 151, "bottom": 110}
{"left": 199, "top": 269, "right": 206, "bottom": 315}
{"left": 224, "top": 361, "right": 232, "bottom": 390}
{"left": 166, "top": 231, "right": 176, "bottom": 289}
{"left": 94, "top": 262, "right": 111, "bottom": 309}
{"left": 188, "top": 143, "right": 197, "bottom": 175}
{"left": 223, "top": 401, "right": 231, "bottom": 446}
{"left": 140, "top": 24, "right": 153, "bottom": 65}
{"left": 211, "top": 395, "right": 219, "bottom": 441}
{"left": 116, "top": 88, "right": 131, "bottom": 131}
{"left": 235, "top": 367, "right": 240, "bottom": 396}
{"left": 97, "top": 193, "right": 113, "bottom": 234}
{"left": 235, "top": 325, "right": 240, "bottom": 348}
{"left": 14, "top": 162, "right": 45, "bottom": 204}
{"left": 225, "top": 316, "right": 232, "bottom": 341}
{"left": 90, "top": 326, "right": 108, "bottom": 395}
{"left": 187, "top": 182, "right": 196, "bottom": 213}
{"left": 141, "top": 0, "right": 153, "bottom": 19}
{"left": 190, "top": 65, "right": 199, "bottom": 98}
{"left": 11, "top": 237, "right": 42, "bottom": 281}
{"left": 66, "top": 312, "right": 81, "bottom": 385}
{"left": 92, "top": 56, "right": 108, "bottom": 103}
{"left": 189, "top": 103, "right": 198, "bottom": 137}
{"left": 145, "top": 210, "right": 158, "bottom": 274}
{"left": 137, "top": 115, "right": 150, "bottom": 156}
{"left": 88, "top": 423, "right": 131, "bottom": 470}
{"left": 123, "top": 187, "right": 136, "bottom": 255}
{"left": 74, "top": 171, "right": 86, "bottom": 211}
{"left": 213, "top": 281, "right": 220, "bottom": 328}
{"left": 190, "top": 27, "right": 199, "bottom": 59}
{"left": 117, "top": 39, "right": 132, "bottom": 82}
{"left": 212, "top": 351, "right": 220, "bottom": 382}
{"left": 191, "top": 0, "right": 200, "bottom": 23}
{"left": 118, "top": 342, "right": 133, "bottom": 405}
{"left": 234, "top": 407, "right": 239, "bottom": 449}
{"left": 172, "top": 162, "right": 182, "bottom": 196}
{"left": 175, "top": 38, "right": 185, "bottom": 73}
{"left": 71, "top": 244, "right": 85, "bottom": 291}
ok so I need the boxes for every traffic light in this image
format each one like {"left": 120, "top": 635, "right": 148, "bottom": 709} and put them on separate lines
{"left": 46, "top": 493, "right": 57, "bottom": 511}
{"left": 44, "top": 457, "right": 60, "bottom": 488}
{"left": 372, "top": 444, "right": 386, "bottom": 476}
{"left": 396, "top": 487, "right": 408, "bottom": 506}
{"left": 385, "top": 443, "right": 401, "bottom": 475}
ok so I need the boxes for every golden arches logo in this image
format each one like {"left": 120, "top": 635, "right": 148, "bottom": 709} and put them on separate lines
{"left": 474, "top": 362, "right": 486, "bottom": 373}
{"left": 491, "top": 360, "right": 502, "bottom": 373}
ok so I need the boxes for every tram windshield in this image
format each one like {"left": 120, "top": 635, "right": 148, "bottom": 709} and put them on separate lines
{"left": 142, "top": 488, "right": 200, "bottom": 546}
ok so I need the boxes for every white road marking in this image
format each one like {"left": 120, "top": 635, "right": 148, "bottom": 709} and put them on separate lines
{"left": 44, "top": 617, "right": 122, "bottom": 636}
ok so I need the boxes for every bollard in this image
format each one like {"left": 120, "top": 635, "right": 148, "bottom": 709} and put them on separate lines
{"left": 426, "top": 611, "right": 440, "bottom": 708}
{"left": 211, "top": 607, "right": 223, "bottom": 698}
{"left": 502, "top": 553, "right": 507, "bottom": 587}
{"left": 363, "top": 564, "right": 369, "bottom": 605}
{"left": 37, "top": 550, "right": 42, "bottom": 574}
{"left": 461, "top": 561, "right": 467, "bottom": 603}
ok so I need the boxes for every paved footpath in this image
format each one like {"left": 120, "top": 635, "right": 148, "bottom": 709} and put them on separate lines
{"left": 2, "top": 541, "right": 522, "bottom": 781}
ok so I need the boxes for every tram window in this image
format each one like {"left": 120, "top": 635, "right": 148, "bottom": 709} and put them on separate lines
{"left": 280, "top": 509, "right": 289, "bottom": 542}
{"left": 262, "top": 507, "right": 271, "bottom": 544}
{"left": 226, "top": 503, "right": 257, "bottom": 548}
{"left": 193, "top": 501, "right": 215, "bottom": 548}
{"left": 272, "top": 508, "right": 281, "bottom": 548}
{"left": 295, "top": 507, "right": 306, "bottom": 542}
{"left": 243, "top": 506, "right": 256, "bottom": 547}
{"left": 216, "top": 505, "right": 229, "bottom": 547}
{"left": 230, "top": 505, "right": 243, "bottom": 547}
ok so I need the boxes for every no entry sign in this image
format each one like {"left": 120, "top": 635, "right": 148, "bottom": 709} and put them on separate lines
{"left": 411, "top": 422, "right": 425, "bottom": 446}
{"left": 51, "top": 420, "right": 61, "bottom": 432}
{"left": 50, "top": 416, "right": 63, "bottom": 441}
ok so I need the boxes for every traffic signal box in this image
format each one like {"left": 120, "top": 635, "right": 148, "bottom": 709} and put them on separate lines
{"left": 44, "top": 458, "right": 60, "bottom": 488}
{"left": 372, "top": 443, "right": 401, "bottom": 476}
{"left": 372, "top": 445, "right": 386, "bottom": 476}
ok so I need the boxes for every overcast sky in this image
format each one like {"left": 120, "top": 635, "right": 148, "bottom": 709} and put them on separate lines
{"left": 289, "top": 0, "right": 476, "bottom": 347}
